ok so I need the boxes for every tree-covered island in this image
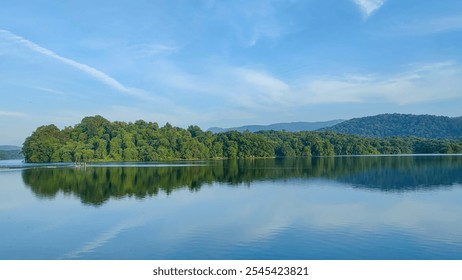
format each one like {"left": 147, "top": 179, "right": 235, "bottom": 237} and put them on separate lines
{"left": 22, "top": 115, "right": 462, "bottom": 163}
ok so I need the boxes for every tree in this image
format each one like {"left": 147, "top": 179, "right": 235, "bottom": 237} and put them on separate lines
{"left": 23, "top": 124, "right": 63, "bottom": 163}
{"left": 23, "top": 115, "right": 462, "bottom": 163}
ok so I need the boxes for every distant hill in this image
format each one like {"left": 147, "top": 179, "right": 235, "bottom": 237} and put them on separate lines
{"left": 321, "top": 114, "right": 462, "bottom": 138}
{"left": 0, "top": 145, "right": 21, "bottom": 151}
{"left": 208, "top": 120, "right": 344, "bottom": 133}
{"left": 0, "top": 145, "right": 23, "bottom": 160}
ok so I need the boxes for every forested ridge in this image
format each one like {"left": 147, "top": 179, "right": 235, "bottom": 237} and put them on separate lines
{"left": 322, "top": 113, "right": 462, "bottom": 138}
{"left": 207, "top": 119, "right": 344, "bottom": 133}
{"left": 22, "top": 115, "right": 462, "bottom": 163}
{"left": 0, "top": 150, "right": 23, "bottom": 160}
{"left": 0, "top": 145, "right": 22, "bottom": 160}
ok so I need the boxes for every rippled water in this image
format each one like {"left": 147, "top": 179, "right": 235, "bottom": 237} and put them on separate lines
{"left": 1, "top": 156, "right": 462, "bottom": 259}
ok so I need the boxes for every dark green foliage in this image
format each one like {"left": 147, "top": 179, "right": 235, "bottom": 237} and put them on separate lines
{"left": 322, "top": 113, "right": 462, "bottom": 138}
{"left": 23, "top": 125, "right": 63, "bottom": 162}
{"left": 22, "top": 115, "right": 462, "bottom": 163}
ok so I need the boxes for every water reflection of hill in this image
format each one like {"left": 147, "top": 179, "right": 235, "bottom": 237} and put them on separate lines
{"left": 22, "top": 156, "right": 462, "bottom": 205}
{"left": 329, "top": 156, "right": 462, "bottom": 191}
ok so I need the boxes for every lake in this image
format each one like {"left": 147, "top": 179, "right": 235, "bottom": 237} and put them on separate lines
{"left": 1, "top": 155, "right": 462, "bottom": 260}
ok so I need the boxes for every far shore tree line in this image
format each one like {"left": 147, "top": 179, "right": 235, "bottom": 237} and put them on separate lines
{"left": 22, "top": 116, "right": 462, "bottom": 163}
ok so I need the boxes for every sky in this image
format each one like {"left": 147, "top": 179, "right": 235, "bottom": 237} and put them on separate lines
{"left": 1, "top": 0, "right": 462, "bottom": 145}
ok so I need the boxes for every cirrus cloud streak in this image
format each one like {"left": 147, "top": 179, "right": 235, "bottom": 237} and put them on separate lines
{"left": 0, "top": 29, "right": 145, "bottom": 98}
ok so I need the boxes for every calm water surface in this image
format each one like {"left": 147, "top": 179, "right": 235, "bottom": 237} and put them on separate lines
{"left": 1, "top": 156, "right": 462, "bottom": 260}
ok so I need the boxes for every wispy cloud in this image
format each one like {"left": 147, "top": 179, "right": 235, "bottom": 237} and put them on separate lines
{"left": 208, "top": 0, "right": 291, "bottom": 47}
{"left": 128, "top": 43, "right": 179, "bottom": 58}
{"left": 236, "top": 68, "right": 289, "bottom": 93}
{"left": 34, "top": 86, "right": 66, "bottom": 96}
{"left": 207, "top": 61, "right": 462, "bottom": 112}
{"left": 0, "top": 29, "right": 144, "bottom": 97}
{"left": 153, "top": 60, "right": 462, "bottom": 117}
{"left": 232, "top": 68, "right": 291, "bottom": 108}
{"left": 0, "top": 110, "right": 26, "bottom": 117}
{"left": 352, "top": 0, "right": 386, "bottom": 18}
{"left": 299, "top": 61, "right": 462, "bottom": 105}
{"left": 160, "top": 67, "right": 213, "bottom": 93}
{"left": 399, "top": 15, "right": 462, "bottom": 36}
{"left": 429, "top": 16, "right": 462, "bottom": 33}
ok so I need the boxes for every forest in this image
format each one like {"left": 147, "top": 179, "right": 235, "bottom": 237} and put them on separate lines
{"left": 22, "top": 115, "right": 462, "bottom": 163}
{"left": 0, "top": 150, "right": 22, "bottom": 160}
{"left": 323, "top": 113, "right": 462, "bottom": 138}
{"left": 0, "top": 145, "right": 22, "bottom": 160}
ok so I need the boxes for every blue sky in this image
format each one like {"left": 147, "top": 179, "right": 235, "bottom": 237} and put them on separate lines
{"left": 1, "top": 0, "right": 462, "bottom": 145}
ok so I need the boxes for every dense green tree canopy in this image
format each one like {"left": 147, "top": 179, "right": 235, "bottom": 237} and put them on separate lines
{"left": 322, "top": 113, "right": 462, "bottom": 138}
{"left": 22, "top": 116, "right": 462, "bottom": 163}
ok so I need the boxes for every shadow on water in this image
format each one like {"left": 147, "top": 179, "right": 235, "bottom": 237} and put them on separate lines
{"left": 22, "top": 156, "right": 462, "bottom": 205}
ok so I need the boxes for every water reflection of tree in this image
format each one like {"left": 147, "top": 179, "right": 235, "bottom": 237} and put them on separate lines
{"left": 22, "top": 156, "right": 462, "bottom": 205}
{"left": 22, "top": 165, "right": 215, "bottom": 205}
